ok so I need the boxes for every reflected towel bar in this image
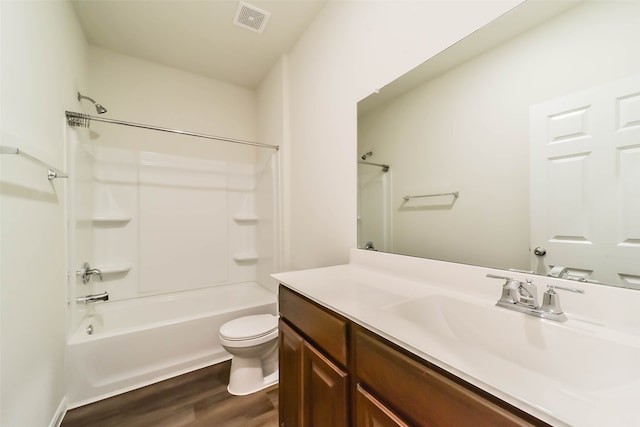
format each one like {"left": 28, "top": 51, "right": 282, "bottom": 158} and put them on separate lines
{"left": 0, "top": 145, "right": 68, "bottom": 180}
{"left": 403, "top": 191, "right": 459, "bottom": 201}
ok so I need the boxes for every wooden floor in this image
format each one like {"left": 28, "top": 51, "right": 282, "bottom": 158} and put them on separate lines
{"left": 62, "top": 361, "right": 279, "bottom": 427}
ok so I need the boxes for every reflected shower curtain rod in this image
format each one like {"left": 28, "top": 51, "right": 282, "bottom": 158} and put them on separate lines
{"left": 65, "top": 111, "right": 279, "bottom": 150}
{"left": 358, "top": 160, "right": 390, "bottom": 172}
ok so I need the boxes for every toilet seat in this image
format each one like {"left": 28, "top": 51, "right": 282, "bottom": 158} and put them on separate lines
{"left": 220, "top": 314, "right": 278, "bottom": 342}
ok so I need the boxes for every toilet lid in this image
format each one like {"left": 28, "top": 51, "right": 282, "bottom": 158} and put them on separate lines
{"left": 219, "top": 314, "right": 278, "bottom": 341}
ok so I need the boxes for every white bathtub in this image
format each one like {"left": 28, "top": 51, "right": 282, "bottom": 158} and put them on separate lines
{"left": 65, "top": 282, "right": 277, "bottom": 408}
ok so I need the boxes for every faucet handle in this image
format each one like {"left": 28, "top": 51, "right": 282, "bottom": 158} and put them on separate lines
{"left": 541, "top": 284, "right": 584, "bottom": 316}
{"left": 548, "top": 284, "right": 585, "bottom": 294}
{"left": 486, "top": 273, "right": 514, "bottom": 282}
{"left": 486, "top": 274, "right": 520, "bottom": 304}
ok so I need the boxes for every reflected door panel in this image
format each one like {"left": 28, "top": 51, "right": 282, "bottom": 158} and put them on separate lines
{"left": 530, "top": 74, "right": 640, "bottom": 288}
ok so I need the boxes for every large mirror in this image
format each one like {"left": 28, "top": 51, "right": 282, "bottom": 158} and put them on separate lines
{"left": 357, "top": 0, "right": 640, "bottom": 290}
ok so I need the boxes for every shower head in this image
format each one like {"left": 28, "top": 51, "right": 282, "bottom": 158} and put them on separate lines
{"left": 77, "top": 92, "right": 107, "bottom": 114}
{"left": 361, "top": 151, "right": 373, "bottom": 160}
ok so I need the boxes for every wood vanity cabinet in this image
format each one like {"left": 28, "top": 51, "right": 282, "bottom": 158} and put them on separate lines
{"left": 279, "top": 286, "right": 349, "bottom": 427}
{"left": 278, "top": 285, "right": 548, "bottom": 427}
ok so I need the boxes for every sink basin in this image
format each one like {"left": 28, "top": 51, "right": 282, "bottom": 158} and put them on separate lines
{"left": 384, "top": 294, "right": 640, "bottom": 391}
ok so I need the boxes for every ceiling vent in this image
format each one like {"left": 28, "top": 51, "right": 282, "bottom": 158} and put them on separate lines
{"left": 233, "top": 1, "right": 271, "bottom": 34}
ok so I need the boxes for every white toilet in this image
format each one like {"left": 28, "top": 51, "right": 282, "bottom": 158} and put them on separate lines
{"left": 219, "top": 313, "right": 279, "bottom": 395}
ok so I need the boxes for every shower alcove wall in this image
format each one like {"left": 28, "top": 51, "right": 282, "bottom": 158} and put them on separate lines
{"left": 66, "top": 124, "right": 280, "bottom": 406}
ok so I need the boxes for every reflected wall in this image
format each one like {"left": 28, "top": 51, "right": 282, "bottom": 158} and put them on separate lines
{"left": 358, "top": 0, "right": 640, "bottom": 286}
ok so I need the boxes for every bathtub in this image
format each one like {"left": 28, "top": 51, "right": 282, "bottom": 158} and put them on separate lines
{"left": 65, "top": 282, "right": 277, "bottom": 408}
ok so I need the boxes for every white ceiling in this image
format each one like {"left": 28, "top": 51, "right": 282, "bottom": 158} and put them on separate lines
{"left": 72, "top": 0, "right": 328, "bottom": 89}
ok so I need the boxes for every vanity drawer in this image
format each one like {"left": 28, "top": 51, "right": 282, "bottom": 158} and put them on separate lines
{"left": 279, "top": 286, "right": 348, "bottom": 366}
{"left": 354, "top": 326, "right": 544, "bottom": 427}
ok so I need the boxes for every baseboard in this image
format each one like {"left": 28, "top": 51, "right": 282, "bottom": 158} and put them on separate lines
{"left": 50, "top": 397, "right": 68, "bottom": 427}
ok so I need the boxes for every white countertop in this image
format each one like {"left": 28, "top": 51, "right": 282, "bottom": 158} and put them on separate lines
{"left": 273, "top": 249, "right": 640, "bottom": 427}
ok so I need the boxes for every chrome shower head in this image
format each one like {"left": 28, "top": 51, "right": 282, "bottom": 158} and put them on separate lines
{"left": 361, "top": 151, "right": 373, "bottom": 160}
{"left": 77, "top": 92, "right": 107, "bottom": 114}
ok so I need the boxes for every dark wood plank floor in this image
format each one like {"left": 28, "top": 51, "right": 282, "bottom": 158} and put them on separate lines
{"left": 62, "top": 361, "right": 278, "bottom": 427}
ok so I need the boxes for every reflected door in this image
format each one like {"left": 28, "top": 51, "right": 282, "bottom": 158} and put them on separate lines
{"left": 530, "top": 74, "right": 640, "bottom": 288}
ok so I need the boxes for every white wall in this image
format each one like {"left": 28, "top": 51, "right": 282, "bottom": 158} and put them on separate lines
{"left": 283, "top": 0, "right": 522, "bottom": 271}
{"left": 88, "top": 47, "right": 258, "bottom": 149}
{"left": 0, "top": 1, "right": 88, "bottom": 426}
{"left": 358, "top": 0, "right": 640, "bottom": 271}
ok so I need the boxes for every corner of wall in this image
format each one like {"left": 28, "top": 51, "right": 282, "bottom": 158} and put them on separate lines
{"left": 1, "top": 1, "right": 89, "bottom": 426}
{"left": 257, "top": 54, "right": 291, "bottom": 273}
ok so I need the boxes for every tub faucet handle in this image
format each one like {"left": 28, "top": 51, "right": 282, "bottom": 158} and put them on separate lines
{"left": 78, "top": 262, "right": 103, "bottom": 284}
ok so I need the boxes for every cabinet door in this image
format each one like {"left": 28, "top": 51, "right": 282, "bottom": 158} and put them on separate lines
{"left": 355, "top": 384, "right": 410, "bottom": 427}
{"left": 279, "top": 320, "right": 303, "bottom": 427}
{"left": 302, "top": 341, "right": 349, "bottom": 427}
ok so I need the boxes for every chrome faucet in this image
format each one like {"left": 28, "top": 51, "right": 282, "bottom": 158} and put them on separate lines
{"left": 363, "top": 241, "right": 377, "bottom": 251}
{"left": 78, "top": 262, "right": 103, "bottom": 284}
{"left": 517, "top": 279, "right": 539, "bottom": 308}
{"left": 76, "top": 292, "right": 109, "bottom": 304}
{"left": 548, "top": 265, "right": 569, "bottom": 278}
{"left": 487, "top": 274, "right": 584, "bottom": 322}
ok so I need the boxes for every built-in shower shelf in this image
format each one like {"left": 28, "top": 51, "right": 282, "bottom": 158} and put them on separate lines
{"left": 233, "top": 254, "right": 259, "bottom": 263}
{"left": 92, "top": 215, "right": 132, "bottom": 225}
{"left": 233, "top": 215, "right": 258, "bottom": 223}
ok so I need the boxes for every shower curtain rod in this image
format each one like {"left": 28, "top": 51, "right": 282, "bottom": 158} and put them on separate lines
{"left": 65, "top": 111, "right": 279, "bottom": 150}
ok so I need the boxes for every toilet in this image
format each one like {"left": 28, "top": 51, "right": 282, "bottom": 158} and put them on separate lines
{"left": 219, "top": 313, "right": 279, "bottom": 395}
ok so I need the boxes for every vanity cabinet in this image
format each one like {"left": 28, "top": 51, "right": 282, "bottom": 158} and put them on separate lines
{"left": 278, "top": 287, "right": 349, "bottom": 427}
{"left": 278, "top": 285, "right": 547, "bottom": 427}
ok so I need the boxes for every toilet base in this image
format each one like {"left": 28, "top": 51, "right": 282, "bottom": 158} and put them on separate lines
{"left": 227, "top": 355, "right": 278, "bottom": 396}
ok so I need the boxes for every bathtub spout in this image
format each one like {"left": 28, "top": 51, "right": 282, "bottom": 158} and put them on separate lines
{"left": 77, "top": 292, "right": 109, "bottom": 304}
